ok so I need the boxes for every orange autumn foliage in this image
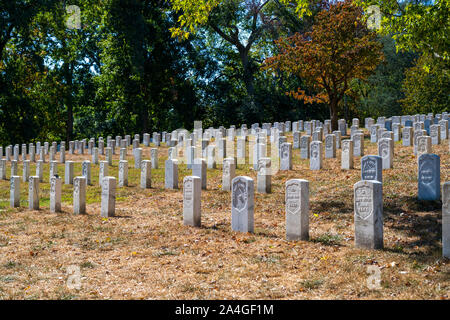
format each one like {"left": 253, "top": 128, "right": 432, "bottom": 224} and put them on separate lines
{"left": 264, "top": 0, "right": 384, "bottom": 130}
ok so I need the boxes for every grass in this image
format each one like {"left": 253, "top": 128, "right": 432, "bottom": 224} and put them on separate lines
{"left": 0, "top": 130, "right": 448, "bottom": 299}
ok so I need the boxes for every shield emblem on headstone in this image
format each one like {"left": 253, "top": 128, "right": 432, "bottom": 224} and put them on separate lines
{"left": 355, "top": 185, "right": 373, "bottom": 220}
{"left": 286, "top": 183, "right": 300, "bottom": 215}
{"left": 184, "top": 179, "right": 193, "bottom": 206}
{"left": 232, "top": 179, "right": 247, "bottom": 212}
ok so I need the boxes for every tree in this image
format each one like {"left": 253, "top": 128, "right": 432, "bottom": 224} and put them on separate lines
{"left": 348, "top": 35, "right": 417, "bottom": 119}
{"left": 400, "top": 54, "right": 450, "bottom": 114}
{"left": 95, "top": 0, "right": 199, "bottom": 135}
{"left": 169, "top": 0, "right": 319, "bottom": 114}
{"left": 264, "top": 0, "right": 384, "bottom": 130}
{"left": 358, "top": 0, "right": 449, "bottom": 62}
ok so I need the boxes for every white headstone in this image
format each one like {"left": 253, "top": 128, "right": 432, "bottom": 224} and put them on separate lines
{"left": 231, "top": 176, "right": 254, "bottom": 233}
{"left": 65, "top": 161, "right": 74, "bottom": 184}
{"left": 118, "top": 160, "right": 128, "bottom": 187}
{"left": 99, "top": 161, "right": 108, "bottom": 186}
{"left": 73, "top": 176, "right": 86, "bottom": 214}
{"left": 101, "top": 176, "right": 116, "bottom": 217}
{"left": 165, "top": 159, "right": 178, "bottom": 189}
{"left": 151, "top": 148, "right": 158, "bottom": 169}
{"left": 183, "top": 176, "right": 201, "bottom": 227}
{"left": 354, "top": 180, "right": 383, "bottom": 249}
{"left": 257, "top": 157, "right": 271, "bottom": 194}
{"left": 10, "top": 176, "right": 20, "bottom": 208}
{"left": 310, "top": 141, "right": 322, "bottom": 170}
{"left": 82, "top": 160, "right": 91, "bottom": 185}
{"left": 22, "top": 160, "right": 30, "bottom": 183}
{"left": 140, "top": 160, "right": 152, "bottom": 189}
{"left": 50, "top": 175, "right": 62, "bottom": 213}
{"left": 341, "top": 140, "right": 354, "bottom": 169}
{"left": 222, "top": 158, "right": 236, "bottom": 191}
{"left": 443, "top": 182, "right": 450, "bottom": 258}
{"left": 285, "top": 179, "right": 309, "bottom": 241}
{"left": 280, "top": 143, "right": 292, "bottom": 170}
{"left": 378, "top": 138, "right": 393, "bottom": 169}
{"left": 28, "top": 176, "right": 39, "bottom": 210}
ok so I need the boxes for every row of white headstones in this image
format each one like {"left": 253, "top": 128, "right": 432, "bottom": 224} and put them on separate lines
{"left": 3, "top": 118, "right": 450, "bottom": 258}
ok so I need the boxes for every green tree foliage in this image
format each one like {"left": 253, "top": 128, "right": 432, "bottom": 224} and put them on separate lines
{"left": 401, "top": 54, "right": 450, "bottom": 114}
{"left": 0, "top": 0, "right": 447, "bottom": 146}
{"left": 264, "top": 0, "right": 384, "bottom": 130}
{"left": 347, "top": 36, "right": 417, "bottom": 119}
{"left": 359, "top": 0, "right": 449, "bottom": 62}
{"left": 94, "top": 0, "right": 200, "bottom": 135}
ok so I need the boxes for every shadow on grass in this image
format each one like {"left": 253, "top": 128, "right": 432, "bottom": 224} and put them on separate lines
{"left": 313, "top": 200, "right": 353, "bottom": 216}
{"left": 382, "top": 195, "right": 442, "bottom": 263}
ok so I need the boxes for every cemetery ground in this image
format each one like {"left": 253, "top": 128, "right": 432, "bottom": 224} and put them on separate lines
{"left": 0, "top": 132, "right": 448, "bottom": 300}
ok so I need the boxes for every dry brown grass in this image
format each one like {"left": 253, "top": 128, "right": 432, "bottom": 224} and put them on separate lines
{"left": 0, "top": 131, "right": 449, "bottom": 300}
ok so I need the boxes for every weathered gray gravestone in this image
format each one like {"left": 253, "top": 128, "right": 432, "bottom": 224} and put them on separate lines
{"left": 341, "top": 140, "right": 354, "bottom": 170}
{"left": 151, "top": 148, "right": 158, "bottom": 169}
{"left": 378, "top": 138, "right": 393, "bottom": 169}
{"left": 418, "top": 153, "right": 440, "bottom": 201}
{"left": 59, "top": 146, "right": 65, "bottom": 163}
{"left": 361, "top": 155, "right": 382, "bottom": 183}
{"left": 65, "top": 161, "right": 74, "bottom": 185}
{"left": 50, "top": 175, "right": 62, "bottom": 213}
{"left": 207, "top": 145, "right": 217, "bottom": 169}
{"left": 325, "top": 134, "right": 336, "bottom": 158}
{"left": 443, "top": 182, "right": 450, "bottom": 258}
{"left": 414, "top": 129, "right": 426, "bottom": 155}
{"left": 354, "top": 180, "right": 383, "bottom": 249}
{"left": 22, "top": 160, "right": 30, "bottom": 183}
{"left": 0, "top": 159, "right": 6, "bottom": 180}
{"left": 402, "top": 127, "right": 412, "bottom": 146}
{"left": 140, "top": 160, "right": 151, "bottom": 189}
{"left": 237, "top": 137, "right": 246, "bottom": 165}
{"left": 285, "top": 179, "right": 309, "bottom": 241}
{"left": 99, "top": 161, "right": 108, "bottom": 187}
{"left": 11, "top": 160, "right": 18, "bottom": 177}
{"left": 280, "top": 142, "right": 292, "bottom": 170}
{"left": 28, "top": 176, "right": 39, "bottom": 210}
{"left": 134, "top": 148, "right": 142, "bottom": 169}
{"left": 49, "top": 146, "right": 55, "bottom": 161}
{"left": 222, "top": 157, "right": 236, "bottom": 191}
{"left": 92, "top": 147, "right": 99, "bottom": 164}
{"left": 417, "top": 136, "right": 432, "bottom": 158}
{"left": 50, "top": 161, "right": 58, "bottom": 180}
{"left": 165, "top": 159, "right": 178, "bottom": 189}
{"left": 257, "top": 157, "right": 271, "bottom": 194}
{"left": 370, "top": 125, "right": 379, "bottom": 143}
{"left": 10, "top": 176, "right": 20, "bottom": 208}
{"left": 231, "top": 176, "right": 254, "bottom": 233}
{"left": 183, "top": 176, "right": 201, "bottom": 227}
{"left": 101, "top": 176, "right": 116, "bottom": 217}
{"left": 293, "top": 131, "right": 301, "bottom": 149}
{"left": 439, "top": 120, "right": 448, "bottom": 140}
{"left": 430, "top": 124, "right": 440, "bottom": 145}
{"left": 105, "top": 147, "right": 112, "bottom": 166}
{"left": 192, "top": 158, "right": 207, "bottom": 190}
{"left": 186, "top": 145, "right": 196, "bottom": 169}
{"left": 333, "top": 131, "right": 341, "bottom": 149}
{"left": 118, "top": 160, "right": 128, "bottom": 187}
{"left": 30, "top": 145, "right": 36, "bottom": 162}
{"left": 73, "top": 176, "right": 86, "bottom": 214}
{"left": 82, "top": 160, "right": 91, "bottom": 185}
{"left": 309, "top": 141, "right": 322, "bottom": 170}
{"left": 353, "top": 132, "right": 364, "bottom": 157}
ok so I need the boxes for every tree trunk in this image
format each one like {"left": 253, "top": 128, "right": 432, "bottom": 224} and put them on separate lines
{"left": 239, "top": 49, "right": 255, "bottom": 101}
{"left": 329, "top": 98, "right": 338, "bottom": 132}
{"left": 64, "top": 62, "right": 74, "bottom": 143}
{"left": 142, "top": 107, "right": 149, "bottom": 134}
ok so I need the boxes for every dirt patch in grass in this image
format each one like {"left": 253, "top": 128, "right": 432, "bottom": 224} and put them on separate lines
{"left": 0, "top": 132, "right": 448, "bottom": 299}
